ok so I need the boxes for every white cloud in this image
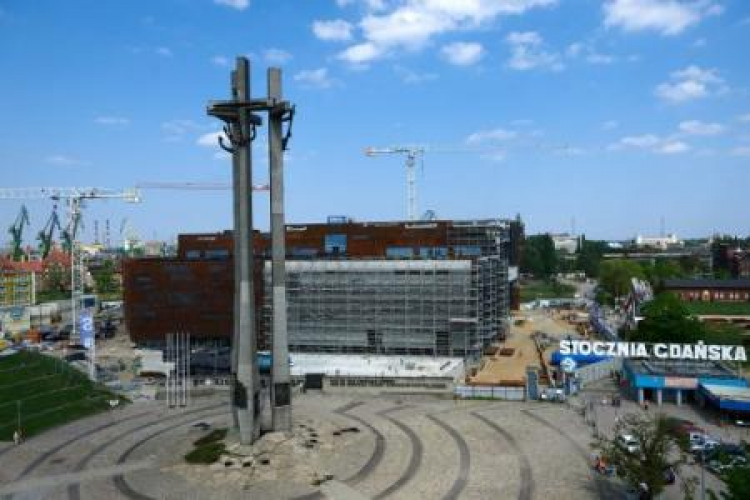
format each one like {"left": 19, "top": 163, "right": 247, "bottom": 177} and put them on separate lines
{"left": 693, "top": 37, "right": 707, "bottom": 48}
{"left": 94, "top": 116, "right": 130, "bottom": 126}
{"left": 602, "top": 120, "right": 619, "bottom": 130}
{"left": 214, "top": 0, "right": 249, "bottom": 10}
{"left": 566, "top": 40, "right": 616, "bottom": 65}
{"left": 338, "top": 42, "right": 384, "bottom": 65}
{"left": 466, "top": 128, "right": 517, "bottom": 144}
{"left": 337, "top": 0, "right": 557, "bottom": 65}
{"left": 197, "top": 131, "right": 228, "bottom": 148}
{"left": 738, "top": 113, "right": 750, "bottom": 122}
{"left": 655, "top": 65, "right": 726, "bottom": 104}
{"left": 211, "top": 55, "right": 230, "bottom": 67}
{"left": 293, "top": 68, "right": 337, "bottom": 89}
{"left": 610, "top": 134, "right": 690, "bottom": 154}
{"left": 731, "top": 146, "right": 750, "bottom": 157}
{"left": 659, "top": 141, "right": 690, "bottom": 154}
{"left": 603, "top": 0, "right": 722, "bottom": 36}
{"left": 586, "top": 53, "right": 615, "bottom": 65}
{"left": 264, "top": 48, "right": 292, "bottom": 65}
{"left": 441, "top": 42, "right": 483, "bottom": 66}
{"left": 505, "top": 31, "right": 563, "bottom": 71}
{"left": 46, "top": 155, "right": 89, "bottom": 166}
{"left": 313, "top": 19, "right": 354, "bottom": 42}
{"left": 155, "top": 46, "right": 172, "bottom": 57}
{"left": 678, "top": 120, "right": 724, "bottom": 136}
{"left": 394, "top": 65, "right": 438, "bottom": 84}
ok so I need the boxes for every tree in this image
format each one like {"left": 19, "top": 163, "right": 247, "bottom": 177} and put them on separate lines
{"left": 576, "top": 238, "right": 608, "bottom": 278}
{"left": 631, "top": 292, "right": 743, "bottom": 345}
{"left": 630, "top": 293, "right": 704, "bottom": 344}
{"left": 45, "top": 263, "right": 67, "bottom": 293}
{"left": 599, "top": 259, "right": 644, "bottom": 300}
{"left": 642, "top": 259, "right": 684, "bottom": 289}
{"left": 521, "top": 234, "right": 557, "bottom": 280}
{"left": 722, "top": 467, "right": 750, "bottom": 499}
{"left": 92, "top": 260, "right": 116, "bottom": 295}
{"left": 596, "top": 413, "right": 686, "bottom": 500}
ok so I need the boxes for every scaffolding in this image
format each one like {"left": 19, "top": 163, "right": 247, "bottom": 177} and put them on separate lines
{"left": 262, "top": 219, "right": 512, "bottom": 357}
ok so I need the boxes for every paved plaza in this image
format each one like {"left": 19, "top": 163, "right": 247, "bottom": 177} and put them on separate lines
{"left": 0, "top": 392, "right": 621, "bottom": 500}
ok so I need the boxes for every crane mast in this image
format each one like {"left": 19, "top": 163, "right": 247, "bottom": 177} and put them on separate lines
{"left": 365, "top": 146, "right": 425, "bottom": 221}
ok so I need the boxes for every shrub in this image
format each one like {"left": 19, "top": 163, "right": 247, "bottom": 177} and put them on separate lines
{"left": 184, "top": 442, "right": 226, "bottom": 464}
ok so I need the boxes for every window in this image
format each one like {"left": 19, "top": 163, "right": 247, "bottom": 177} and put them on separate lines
{"left": 205, "top": 249, "right": 230, "bottom": 260}
{"left": 185, "top": 250, "right": 202, "bottom": 260}
{"left": 454, "top": 245, "right": 481, "bottom": 257}
{"left": 324, "top": 234, "right": 347, "bottom": 255}
{"left": 419, "top": 246, "right": 448, "bottom": 258}
{"left": 386, "top": 246, "right": 413, "bottom": 258}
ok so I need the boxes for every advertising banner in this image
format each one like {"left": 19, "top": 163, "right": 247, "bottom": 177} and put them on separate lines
{"left": 79, "top": 311, "right": 94, "bottom": 348}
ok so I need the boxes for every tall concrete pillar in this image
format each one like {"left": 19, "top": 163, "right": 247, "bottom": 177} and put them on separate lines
{"left": 235, "top": 58, "right": 261, "bottom": 444}
{"left": 656, "top": 389, "right": 663, "bottom": 406}
{"left": 268, "top": 68, "right": 291, "bottom": 432}
{"left": 208, "top": 57, "right": 261, "bottom": 444}
{"left": 676, "top": 389, "right": 683, "bottom": 406}
{"left": 637, "top": 388, "right": 644, "bottom": 405}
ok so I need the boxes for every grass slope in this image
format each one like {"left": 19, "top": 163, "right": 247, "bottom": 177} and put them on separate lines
{"left": 0, "top": 350, "right": 123, "bottom": 441}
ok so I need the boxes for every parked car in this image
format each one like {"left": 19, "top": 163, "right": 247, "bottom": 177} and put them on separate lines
{"left": 540, "top": 387, "right": 566, "bottom": 402}
{"left": 690, "top": 437, "right": 720, "bottom": 454}
{"left": 616, "top": 433, "right": 640, "bottom": 454}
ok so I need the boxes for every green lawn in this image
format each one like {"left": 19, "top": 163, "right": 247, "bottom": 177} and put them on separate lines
{"left": 0, "top": 351, "right": 124, "bottom": 441}
{"left": 520, "top": 280, "right": 577, "bottom": 302}
{"left": 684, "top": 301, "right": 750, "bottom": 316}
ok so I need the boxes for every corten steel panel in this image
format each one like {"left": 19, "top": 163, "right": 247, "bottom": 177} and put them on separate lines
{"left": 123, "top": 257, "right": 267, "bottom": 346}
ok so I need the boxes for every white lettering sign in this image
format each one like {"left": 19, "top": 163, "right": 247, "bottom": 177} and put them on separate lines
{"left": 558, "top": 340, "right": 747, "bottom": 362}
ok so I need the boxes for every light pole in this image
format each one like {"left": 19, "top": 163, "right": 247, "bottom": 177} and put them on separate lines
{"left": 699, "top": 449, "right": 706, "bottom": 500}
{"left": 16, "top": 400, "right": 21, "bottom": 434}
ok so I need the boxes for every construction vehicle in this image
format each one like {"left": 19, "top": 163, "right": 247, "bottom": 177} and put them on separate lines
{"left": 7, "top": 205, "right": 30, "bottom": 261}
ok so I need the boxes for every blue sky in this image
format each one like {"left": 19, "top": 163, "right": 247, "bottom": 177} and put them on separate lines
{"left": 1, "top": 0, "right": 749, "bottom": 244}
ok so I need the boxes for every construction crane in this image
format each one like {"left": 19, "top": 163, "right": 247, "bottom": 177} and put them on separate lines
{"left": 0, "top": 186, "right": 141, "bottom": 349}
{"left": 0, "top": 187, "right": 141, "bottom": 203}
{"left": 37, "top": 207, "right": 61, "bottom": 259}
{"left": 136, "top": 181, "right": 270, "bottom": 191}
{"left": 8, "top": 205, "right": 30, "bottom": 261}
{"left": 61, "top": 210, "right": 82, "bottom": 254}
{"left": 364, "top": 146, "right": 425, "bottom": 221}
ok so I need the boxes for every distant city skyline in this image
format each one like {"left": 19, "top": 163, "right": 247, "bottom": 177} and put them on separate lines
{"left": 1, "top": 0, "right": 749, "bottom": 242}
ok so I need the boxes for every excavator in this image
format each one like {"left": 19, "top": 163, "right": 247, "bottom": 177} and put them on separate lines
{"left": 37, "top": 207, "right": 61, "bottom": 259}
{"left": 8, "top": 205, "right": 30, "bottom": 261}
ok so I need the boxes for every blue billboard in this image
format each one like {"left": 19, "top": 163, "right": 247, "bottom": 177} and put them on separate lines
{"left": 79, "top": 311, "right": 94, "bottom": 348}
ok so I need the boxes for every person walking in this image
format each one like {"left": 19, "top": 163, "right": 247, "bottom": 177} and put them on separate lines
{"left": 13, "top": 429, "right": 20, "bottom": 445}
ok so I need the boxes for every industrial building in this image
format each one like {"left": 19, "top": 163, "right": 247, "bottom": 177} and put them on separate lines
{"left": 123, "top": 218, "right": 522, "bottom": 358}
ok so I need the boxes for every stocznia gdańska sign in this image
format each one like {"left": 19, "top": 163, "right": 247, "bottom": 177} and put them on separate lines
{"left": 560, "top": 340, "right": 747, "bottom": 362}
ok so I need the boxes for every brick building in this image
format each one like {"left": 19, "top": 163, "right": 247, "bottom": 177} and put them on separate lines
{"left": 662, "top": 278, "right": 750, "bottom": 302}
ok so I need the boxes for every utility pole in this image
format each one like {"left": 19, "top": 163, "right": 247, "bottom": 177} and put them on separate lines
{"left": 268, "top": 68, "right": 291, "bottom": 432}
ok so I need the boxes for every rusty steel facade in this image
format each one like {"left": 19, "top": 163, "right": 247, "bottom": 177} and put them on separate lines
{"left": 124, "top": 219, "right": 521, "bottom": 354}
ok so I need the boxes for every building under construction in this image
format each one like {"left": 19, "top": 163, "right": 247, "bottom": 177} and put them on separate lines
{"left": 123, "top": 218, "right": 522, "bottom": 357}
